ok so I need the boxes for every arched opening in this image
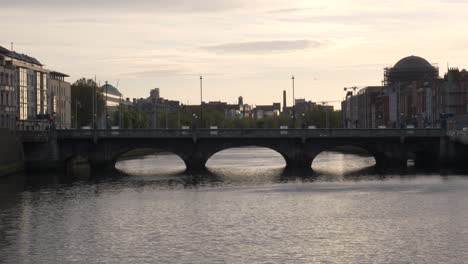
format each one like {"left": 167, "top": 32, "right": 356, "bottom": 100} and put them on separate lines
{"left": 312, "top": 145, "right": 376, "bottom": 177}
{"left": 206, "top": 146, "right": 286, "bottom": 181}
{"left": 115, "top": 148, "right": 186, "bottom": 176}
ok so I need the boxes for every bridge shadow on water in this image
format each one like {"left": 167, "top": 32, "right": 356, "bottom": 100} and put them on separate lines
{"left": 8, "top": 149, "right": 468, "bottom": 192}
{"left": 5, "top": 165, "right": 468, "bottom": 194}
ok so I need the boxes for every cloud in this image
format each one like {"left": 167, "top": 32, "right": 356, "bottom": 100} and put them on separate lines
{"left": 0, "top": 0, "right": 244, "bottom": 13}
{"left": 121, "top": 69, "right": 192, "bottom": 78}
{"left": 266, "top": 7, "right": 326, "bottom": 14}
{"left": 201, "top": 40, "right": 324, "bottom": 54}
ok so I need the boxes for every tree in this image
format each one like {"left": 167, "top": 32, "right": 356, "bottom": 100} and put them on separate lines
{"left": 112, "top": 106, "right": 148, "bottom": 128}
{"left": 71, "top": 78, "right": 105, "bottom": 128}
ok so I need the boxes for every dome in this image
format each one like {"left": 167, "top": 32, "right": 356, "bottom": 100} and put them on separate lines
{"left": 388, "top": 55, "right": 438, "bottom": 82}
{"left": 393, "top": 56, "right": 433, "bottom": 70}
{"left": 99, "top": 84, "right": 122, "bottom": 96}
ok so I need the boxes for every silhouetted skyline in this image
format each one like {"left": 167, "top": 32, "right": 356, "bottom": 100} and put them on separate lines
{"left": 2, "top": 0, "right": 467, "bottom": 108}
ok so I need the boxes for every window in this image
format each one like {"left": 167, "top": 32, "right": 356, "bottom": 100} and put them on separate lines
{"left": 19, "top": 68, "right": 28, "bottom": 120}
{"left": 36, "top": 72, "right": 41, "bottom": 115}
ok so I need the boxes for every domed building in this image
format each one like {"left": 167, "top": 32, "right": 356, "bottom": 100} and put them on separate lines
{"left": 343, "top": 55, "right": 468, "bottom": 129}
{"left": 384, "top": 55, "right": 441, "bottom": 128}
{"left": 387, "top": 56, "right": 438, "bottom": 83}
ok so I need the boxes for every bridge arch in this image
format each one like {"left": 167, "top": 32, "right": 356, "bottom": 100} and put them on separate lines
{"left": 311, "top": 145, "right": 377, "bottom": 174}
{"left": 114, "top": 148, "right": 186, "bottom": 175}
{"left": 205, "top": 145, "right": 287, "bottom": 172}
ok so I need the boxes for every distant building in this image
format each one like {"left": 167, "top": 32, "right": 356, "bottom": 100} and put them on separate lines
{"left": 294, "top": 99, "right": 319, "bottom": 114}
{"left": 133, "top": 88, "right": 180, "bottom": 128}
{"left": 254, "top": 103, "right": 281, "bottom": 119}
{"left": 342, "top": 55, "right": 468, "bottom": 129}
{"left": 342, "top": 86, "right": 386, "bottom": 128}
{"left": 100, "top": 83, "right": 122, "bottom": 108}
{"left": 99, "top": 83, "right": 133, "bottom": 128}
{"left": 150, "top": 88, "right": 160, "bottom": 100}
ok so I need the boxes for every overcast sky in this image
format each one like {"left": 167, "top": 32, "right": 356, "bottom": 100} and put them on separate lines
{"left": 1, "top": 0, "right": 467, "bottom": 108}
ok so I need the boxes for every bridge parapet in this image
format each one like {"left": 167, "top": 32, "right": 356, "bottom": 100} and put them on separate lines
{"left": 50, "top": 128, "right": 445, "bottom": 140}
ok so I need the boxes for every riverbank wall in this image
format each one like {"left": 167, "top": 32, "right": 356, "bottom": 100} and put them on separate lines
{"left": 0, "top": 129, "right": 24, "bottom": 176}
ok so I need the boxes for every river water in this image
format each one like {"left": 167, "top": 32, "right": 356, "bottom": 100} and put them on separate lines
{"left": 1, "top": 148, "right": 468, "bottom": 264}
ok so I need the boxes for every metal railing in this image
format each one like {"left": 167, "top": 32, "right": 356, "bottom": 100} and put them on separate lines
{"left": 48, "top": 128, "right": 445, "bottom": 140}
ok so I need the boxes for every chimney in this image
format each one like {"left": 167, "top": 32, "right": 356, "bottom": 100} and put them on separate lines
{"left": 282, "top": 90, "right": 287, "bottom": 112}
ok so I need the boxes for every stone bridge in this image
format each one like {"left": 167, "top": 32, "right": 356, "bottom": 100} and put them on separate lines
{"left": 19, "top": 128, "right": 464, "bottom": 173}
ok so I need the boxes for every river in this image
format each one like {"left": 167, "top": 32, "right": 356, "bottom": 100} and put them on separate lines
{"left": 1, "top": 148, "right": 468, "bottom": 263}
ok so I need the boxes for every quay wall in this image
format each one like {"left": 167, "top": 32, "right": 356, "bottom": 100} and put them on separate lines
{"left": 0, "top": 129, "right": 24, "bottom": 176}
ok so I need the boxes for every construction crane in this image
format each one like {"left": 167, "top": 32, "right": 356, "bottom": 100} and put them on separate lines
{"left": 344, "top": 86, "right": 359, "bottom": 98}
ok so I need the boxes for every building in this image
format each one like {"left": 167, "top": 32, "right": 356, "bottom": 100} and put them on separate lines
{"left": 48, "top": 71, "right": 71, "bottom": 129}
{"left": 253, "top": 103, "right": 281, "bottom": 119}
{"left": 150, "top": 88, "right": 160, "bottom": 100}
{"left": 133, "top": 88, "right": 181, "bottom": 129}
{"left": 294, "top": 99, "right": 319, "bottom": 114}
{"left": 342, "top": 55, "right": 449, "bottom": 128}
{"left": 0, "top": 45, "right": 71, "bottom": 130}
{"left": 384, "top": 56, "right": 440, "bottom": 128}
{"left": 100, "top": 83, "right": 122, "bottom": 108}
{"left": 342, "top": 86, "right": 387, "bottom": 128}
{"left": 99, "top": 83, "right": 133, "bottom": 128}
{"left": 0, "top": 48, "right": 17, "bottom": 130}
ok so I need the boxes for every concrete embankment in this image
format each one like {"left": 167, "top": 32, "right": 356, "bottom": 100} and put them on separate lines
{"left": 0, "top": 129, "right": 24, "bottom": 176}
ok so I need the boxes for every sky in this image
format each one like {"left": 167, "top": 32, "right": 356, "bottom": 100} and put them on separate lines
{"left": 1, "top": 0, "right": 468, "bottom": 109}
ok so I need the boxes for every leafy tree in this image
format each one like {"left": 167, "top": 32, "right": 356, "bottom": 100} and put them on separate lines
{"left": 112, "top": 106, "right": 148, "bottom": 128}
{"left": 71, "top": 78, "right": 105, "bottom": 128}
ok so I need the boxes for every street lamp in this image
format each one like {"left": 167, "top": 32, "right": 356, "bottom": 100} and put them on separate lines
{"left": 292, "top": 75, "right": 295, "bottom": 128}
{"left": 301, "top": 113, "right": 306, "bottom": 129}
{"left": 199, "top": 76, "right": 204, "bottom": 129}
{"left": 105, "top": 81, "right": 109, "bottom": 129}
{"left": 192, "top": 113, "right": 198, "bottom": 130}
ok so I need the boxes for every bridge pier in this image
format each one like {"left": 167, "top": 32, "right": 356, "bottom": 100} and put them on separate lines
{"left": 414, "top": 153, "right": 439, "bottom": 169}
{"left": 375, "top": 153, "right": 407, "bottom": 171}
{"left": 183, "top": 156, "right": 208, "bottom": 173}
{"left": 285, "top": 158, "right": 312, "bottom": 170}
{"left": 89, "top": 160, "right": 117, "bottom": 173}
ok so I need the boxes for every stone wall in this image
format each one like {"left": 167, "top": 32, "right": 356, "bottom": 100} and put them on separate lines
{"left": 0, "top": 129, "right": 23, "bottom": 176}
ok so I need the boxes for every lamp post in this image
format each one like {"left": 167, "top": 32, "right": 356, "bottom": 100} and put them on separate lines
{"left": 292, "top": 75, "right": 295, "bottom": 128}
{"left": 119, "top": 94, "right": 123, "bottom": 128}
{"left": 192, "top": 113, "right": 198, "bottom": 130}
{"left": 301, "top": 113, "right": 306, "bottom": 129}
{"left": 105, "top": 81, "right": 109, "bottom": 129}
{"left": 200, "top": 76, "right": 203, "bottom": 128}
{"left": 92, "top": 83, "right": 95, "bottom": 129}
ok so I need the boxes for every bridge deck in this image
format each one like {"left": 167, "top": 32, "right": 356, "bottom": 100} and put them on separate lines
{"left": 18, "top": 128, "right": 444, "bottom": 142}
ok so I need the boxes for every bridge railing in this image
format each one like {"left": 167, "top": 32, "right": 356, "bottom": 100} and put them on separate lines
{"left": 51, "top": 128, "right": 445, "bottom": 139}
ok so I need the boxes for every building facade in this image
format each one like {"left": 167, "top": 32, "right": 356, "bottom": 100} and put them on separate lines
{"left": 0, "top": 52, "right": 17, "bottom": 130}
{"left": 48, "top": 71, "right": 71, "bottom": 129}
{"left": 0, "top": 46, "right": 71, "bottom": 130}
{"left": 341, "top": 55, "right": 468, "bottom": 129}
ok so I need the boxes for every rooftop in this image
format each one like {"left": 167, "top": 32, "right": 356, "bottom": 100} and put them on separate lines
{"left": 99, "top": 84, "right": 122, "bottom": 96}
{"left": 0, "top": 46, "right": 43, "bottom": 66}
{"left": 393, "top": 55, "right": 434, "bottom": 70}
